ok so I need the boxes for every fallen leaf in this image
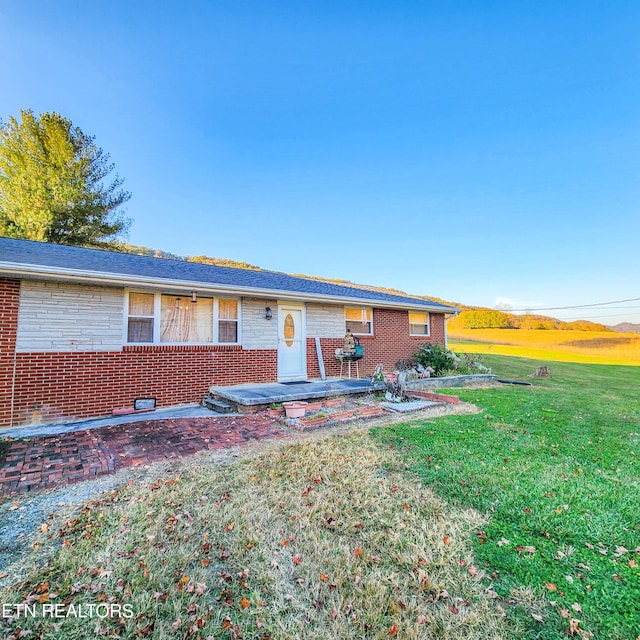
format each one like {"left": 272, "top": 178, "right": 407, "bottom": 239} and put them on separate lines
{"left": 389, "top": 624, "right": 398, "bottom": 636}
{"left": 241, "top": 597, "right": 250, "bottom": 609}
{"left": 612, "top": 574, "right": 623, "bottom": 582}
{"left": 532, "top": 613, "right": 543, "bottom": 622}
{"left": 224, "top": 522, "right": 235, "bottom": 532}
{"left": 516, "top": 545, "right": 536, "bottom": 553}
{"left": 172, "top": 620, "right": 181, "bottom": 630}
{"left": 417, "top": 615, "right": 427, "bottom": 624}
{"left": 354, "top": 547, "right": 362, "bottom": 557}
{"left": 320, "top": 573, "right": 329, "bottom": 582}
{"left": 545, "top": 582, "right": 557, "bottom": 592}
{"left": 571, "top": 603, "right": 582, "bottom": 613}
{"left": 293, "top": 554, "right": 302, "bottom": 565}
{"left": 443, "top": 536, "right": 451, "bottom": 546}
{"left": 468, "top": 565, "right": 478, "bottom": 577}
{"left": 449, "top": 604, "right": 459, "bottom": 614}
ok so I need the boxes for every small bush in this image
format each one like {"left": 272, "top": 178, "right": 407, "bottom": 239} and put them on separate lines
{"left": 413, "top": 343, "right": 456, "bottom": 376}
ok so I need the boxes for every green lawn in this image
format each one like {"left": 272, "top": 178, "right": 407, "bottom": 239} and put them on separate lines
{"left": 372, "top": 355, "right": 640, "bottom": 639}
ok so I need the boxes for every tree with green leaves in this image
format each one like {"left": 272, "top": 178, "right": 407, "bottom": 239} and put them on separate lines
{"left": 0, "top": 109, "right": 131, "bottom": 246}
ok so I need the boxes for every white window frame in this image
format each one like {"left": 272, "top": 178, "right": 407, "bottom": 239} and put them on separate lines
{"left": 409, "top": 311, "right": 430, "bottom": 337}
{"left": 344, "top": 306, "right": 373, "bottom": 336}
{"left": 214, "top": 297, "right": 241, "bottom": 344}
{"left": 124, "top": 290, "right": 241, "bottom": 345}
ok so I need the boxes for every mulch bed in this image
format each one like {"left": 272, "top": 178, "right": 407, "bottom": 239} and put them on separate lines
{"left": 0, "top": 416, "right": 286, "bottom": 499}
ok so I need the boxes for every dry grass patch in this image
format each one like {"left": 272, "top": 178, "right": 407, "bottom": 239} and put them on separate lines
{"left": 449, "top": 328, "right": 640, "bottom": 365}
{"left": 1, "top": 431, "right": 514, "bottom": 639}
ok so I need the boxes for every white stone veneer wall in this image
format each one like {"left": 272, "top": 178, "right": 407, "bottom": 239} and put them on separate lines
{"left": 306, "top": 303, "right": 344, "bottom": 338}
{"left": 240, "top": 298, "right": 278, "bottom": 350}
{"left": 16, "top": 280, "right": 125, "bottom": 352}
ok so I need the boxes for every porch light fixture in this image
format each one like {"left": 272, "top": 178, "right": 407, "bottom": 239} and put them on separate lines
{"left": 191, "top": 291, "right": 197, "bottom": 304}
{"left": 265, "top": 306, "right": 272, "bottom": 320}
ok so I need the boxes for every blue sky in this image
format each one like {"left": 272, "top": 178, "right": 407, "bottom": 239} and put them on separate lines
{"left": 1, "top": 1, "right": 639, "bottom": 324}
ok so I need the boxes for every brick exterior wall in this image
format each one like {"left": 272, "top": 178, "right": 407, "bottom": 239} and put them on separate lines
{"left": 0, "top": 279, "right": 448, "bottom": 428}
{"left": 306, "top": 309, "right": 446, "bottom": 379}
{"left": 8, "top": 346, "right": 277, "bottom": 427}
{"left": 0, "top": 279, "right": 20, "bottom": 427}
{"left": 356, "top": 309, "right": 446, "bottom": 373}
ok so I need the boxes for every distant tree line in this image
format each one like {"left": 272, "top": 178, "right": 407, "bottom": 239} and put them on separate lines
{"left": 449, "top": 309, "right": 611, "bottom": 332}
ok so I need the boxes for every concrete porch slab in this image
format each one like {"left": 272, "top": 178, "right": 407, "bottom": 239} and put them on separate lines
{"left": 379, "top": 400, "right": 439, "bottom": 412}
{"left": 210, "top": 379, "right": 386, "bottom": 406}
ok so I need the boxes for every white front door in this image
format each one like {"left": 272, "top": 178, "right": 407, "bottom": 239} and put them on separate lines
{"left": 277, "top": 304, "right": 306, "bottom": 381}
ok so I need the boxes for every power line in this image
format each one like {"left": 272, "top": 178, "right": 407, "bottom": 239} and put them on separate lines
{"left": 504, "top": 296, "right": 640, "bottom": 313}
{"left": 556, "top": 312, "right": 639, "bottom": 321}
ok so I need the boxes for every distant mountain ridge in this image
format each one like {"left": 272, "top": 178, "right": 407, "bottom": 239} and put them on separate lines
{"left": 115, "top": 243, "right": 638, "bottom": 333}
{"left": 612, "top": 322, "right": 640, "bottom": 334}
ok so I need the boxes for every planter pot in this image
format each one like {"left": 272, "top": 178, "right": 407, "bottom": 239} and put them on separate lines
{"left": 299, "top": 416, "right": 329, "bottom": 428}
{"left": 266, "top": 408, "right": 282, "bottom": 418}
{"left": 357, "top": 405, "right": 383, "bottom": 417}
{"left": 283, "top": 401, "right": 308, "bottom": 418}
{"left": 383, "top": 373, "right": 399, "bottom": 384}
{"left": 305, "top": 401, "right": 323, "bottom": 411}
{"left": 330, "top": 410, "right": 355, "bottom": 421}
{"left": 323, "top": 398, "right": 345, "bottom": 408}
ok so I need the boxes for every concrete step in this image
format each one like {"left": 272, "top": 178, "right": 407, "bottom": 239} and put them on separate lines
{"left": 202, "top": 396, "right": 237, "bottom": 414}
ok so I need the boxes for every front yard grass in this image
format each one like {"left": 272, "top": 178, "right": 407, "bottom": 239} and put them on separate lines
{"left": 372, "top": 355, "right": 640, "bottom": 639}
{"left": 1, "top": 431, "right": 512, "bottom": 640}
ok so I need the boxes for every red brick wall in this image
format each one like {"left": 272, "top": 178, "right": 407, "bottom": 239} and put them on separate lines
{"left": 357, "top": 309, "right": 445, "bottom": 374}
{"left": 0, "top": 279, "right": 20, "bottom": 427}
{"left": 4, "top": 346, "right": 277, "bottom": 427}
{"left": 306, "top": 310, "right": 446, "bottom": 378}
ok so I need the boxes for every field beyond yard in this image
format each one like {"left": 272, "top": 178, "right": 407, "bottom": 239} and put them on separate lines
{"left": 1, "top": 355, "right": 638, "bottom": 639}
{"left": 449, "top": 328, "right": 640, "bottom": 366}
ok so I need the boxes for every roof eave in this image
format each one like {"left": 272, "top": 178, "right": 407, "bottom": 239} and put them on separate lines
{"left": 0, "top": 263, "right": 459, "bottom": 314}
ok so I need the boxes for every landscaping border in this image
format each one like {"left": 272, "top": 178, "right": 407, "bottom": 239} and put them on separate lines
{"left": 405, "top": 374, "right": 497, "bottom": 389}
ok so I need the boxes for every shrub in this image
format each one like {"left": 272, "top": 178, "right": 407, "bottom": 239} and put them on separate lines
{"left": 413, "top": 343, "right": 456, "bottom": 376}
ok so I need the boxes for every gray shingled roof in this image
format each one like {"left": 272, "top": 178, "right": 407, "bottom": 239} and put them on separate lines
{"left": 0, "top": 237, "right": 457, "bottom": 312}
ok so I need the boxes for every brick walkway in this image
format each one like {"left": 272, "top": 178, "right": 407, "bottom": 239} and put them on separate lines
{"left": 0, "top": 416, "right": 286, "bottom": 498}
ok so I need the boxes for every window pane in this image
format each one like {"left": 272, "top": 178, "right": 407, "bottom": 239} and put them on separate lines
{"left": 345, "top": 307, "right": 371, "bottom": 322}
{"left": 410, "top": 323, "right": 428, "bottom": 335}
{"left": 346, "top": 320, "right": 372, "bottom": 334}
{"left": 128, "top": 318, "right": 153, "bottom": 343}
{"left": 218, "top": 299, "right": 238, "bottom": 320}
{"left": 408, "top": 312, "right": 427, "bottom": 324}
{"left": 160, "top": 295, "right": 213, "bottom": 343}
{"left": 129, "top": 292, "right": 154, "bottom": 316}
{"left": 218, "top": 320, "right": 238, "bottom": 343}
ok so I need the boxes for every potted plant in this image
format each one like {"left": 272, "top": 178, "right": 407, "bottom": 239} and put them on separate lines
{"left": 323, "top": 396, "right": 345, "bottom": 408}
{"left": 266, "top": 403, "right": 283, "bottom": 418}
{"left": 299, "top": 412, "right": 329, "bottom": 428}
